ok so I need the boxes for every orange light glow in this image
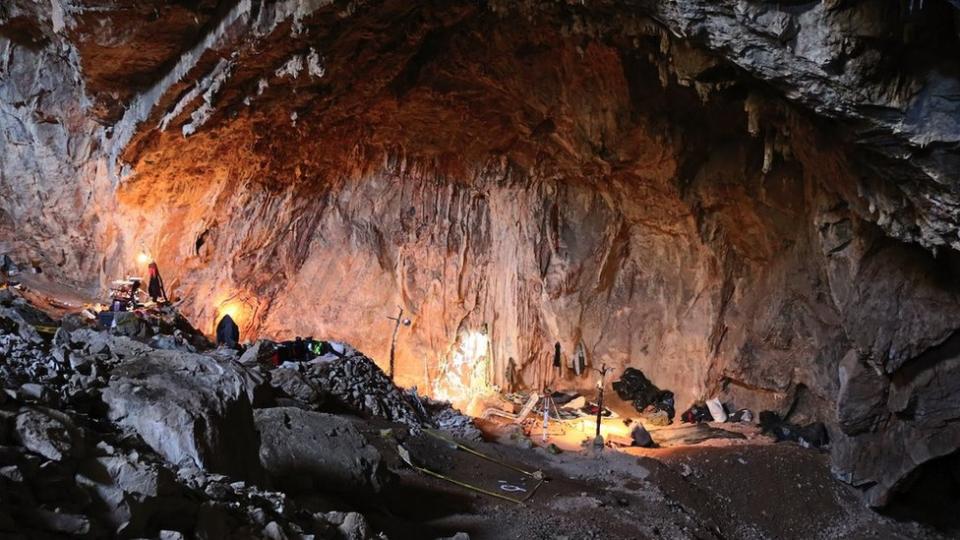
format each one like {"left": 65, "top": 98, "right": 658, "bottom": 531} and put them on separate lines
{"left": 530, "top": 415, "right": 637, "bottom": 452}
{"left": 136, "top": 251, "right": 151, "bottom": 266}
{"left": 215, "top": 298, "right": 254, "bottom": 334}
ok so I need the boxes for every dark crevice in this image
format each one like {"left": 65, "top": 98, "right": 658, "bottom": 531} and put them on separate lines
{"left": 884, "top": 450, "right": 960, "bottom": 534}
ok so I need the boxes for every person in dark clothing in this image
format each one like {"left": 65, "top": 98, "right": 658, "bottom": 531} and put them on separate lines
{"left": 216, "top": 314, "right": 240, "bottom": 348}
{"left": 0, "top": 254, "right": 12, "bottom": 287}
{"left": 505, "top": 357, "right": 517, "bottom": 392}
{"left": 147, "top": 262, "right": 167, "bottom": 303}
{"left": 292, "top": 337, "right": 307, "bottom": 362}
{"left": 553, "top": 341, "right": 563, "bottom": 380}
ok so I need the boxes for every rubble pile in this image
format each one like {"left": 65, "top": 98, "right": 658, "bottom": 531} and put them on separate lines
{"left": 0, "top": 286, "right": 495, "bottom": 537}
{"left": 0, "top": 380, "right": 375, "bottom": 538}
{"left": 414, "top": 394, "right": 483, "bottom": 442}
{"left": 0, "top": 292, "right": 62, "bottom": 392}
{"left": 261, "top": 346, "right": 482, "bottom": 440}
{"left": 0, "top": 290, "right": 381, "bottom": 539}
{"left": 304, "top": 352, "right": 424, "bottom": 429}
{"left": 102, "top": 304, "right": 212, "bottom": 353}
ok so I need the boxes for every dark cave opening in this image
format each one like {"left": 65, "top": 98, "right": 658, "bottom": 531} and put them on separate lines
{"left": 886, "top": 450, "right": 960, "bottom": 532}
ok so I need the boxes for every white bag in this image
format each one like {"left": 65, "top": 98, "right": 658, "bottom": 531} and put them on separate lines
{"left": 706, "top": 398, "right": 727, "bottom": 423}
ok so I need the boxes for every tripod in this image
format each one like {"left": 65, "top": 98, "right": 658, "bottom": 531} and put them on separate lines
{"left": 539, "top": 390, "right": 564, "bottom": 443}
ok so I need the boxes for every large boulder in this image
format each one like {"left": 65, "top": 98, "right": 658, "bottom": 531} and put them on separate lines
{"left": 110, "top": 312, "right": 148, "bottom": 338}
{"left": 0, "top": 307, "right": 43, "bottom": 344}
{"left": 101, "top": 350, "right": 265, "bottom": 484}
{"left": 13, "top": 406, "right": 84, "bottom": 462}
{"left": 254, "top": 408, "right": 389, "bottom": 495}
{"left": 269, "top": 367, "right": 325, "bottom": 406}
{"left": 76, "top": 451, "right": 195, "bottom": 536}
{"left": 832, "top": 348, "right": 960, "bottom": 506}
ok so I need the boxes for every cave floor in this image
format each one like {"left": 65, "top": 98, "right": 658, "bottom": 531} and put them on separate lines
{"left": 355, "top": 421, "right": 941, "bottom": 540}
{"left": 7, "top": 279, "right": 950, "bottom": 539}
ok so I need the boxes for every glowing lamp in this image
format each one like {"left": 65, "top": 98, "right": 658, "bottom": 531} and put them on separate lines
{"left": 215, "top": 298, "right": 252, "bottom": 332}
{"left": 218, "top": 302, "right": 241, "bottom": 323}
{"left": 137, "top": 251, "right": 151, "bottom": 265}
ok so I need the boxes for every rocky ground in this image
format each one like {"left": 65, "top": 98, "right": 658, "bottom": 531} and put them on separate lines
{"left": 0, "top": 285, "right": 953, "bottom": 539}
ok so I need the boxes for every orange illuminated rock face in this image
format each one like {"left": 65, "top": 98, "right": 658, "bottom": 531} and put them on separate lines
{"left": 4, "top": 0, "right": 960, "bottom": 508}
{"left": 109, "top": 16, "right": 723, "bottom": 409}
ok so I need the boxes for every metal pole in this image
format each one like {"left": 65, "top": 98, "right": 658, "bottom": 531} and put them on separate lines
{"left": 593, "top": 363, "right": 609, "bottom": 449}
{"left": 595, "top": 386, "right": 604, "bottom": 440}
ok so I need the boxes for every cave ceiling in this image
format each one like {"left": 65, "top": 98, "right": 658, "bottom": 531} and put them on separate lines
{"left": 43, "top": 0, "right": 957, "bottom": 252}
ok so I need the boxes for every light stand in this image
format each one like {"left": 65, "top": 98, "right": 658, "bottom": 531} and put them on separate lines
{"left": 592, "top": 363, "right": 612, "bottom": 450}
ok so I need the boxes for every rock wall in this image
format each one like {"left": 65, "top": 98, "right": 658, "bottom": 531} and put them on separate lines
{"left": 3, "top": 0, "right": 960, "bottom": 509}
{"left": 0, "top": 1, "right": 110, "bottom": 286}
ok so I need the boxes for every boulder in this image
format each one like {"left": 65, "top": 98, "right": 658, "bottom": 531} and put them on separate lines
{"left": 18, "top": 383, "right": 51, "bottom": 402}
{"left": 832, "top": 351, "right": 960, "bottom": 506}
{"left": 13, "top": 406, "right": 83, "bottom": 462}
{"left": 76, "top": 452, "right": 194, "bottom": 536}
{"left": 70, "top": 328, "right": 153, "bottom": 359}
{"left": 22, "top": 508, "right": 91, "bottom": 535}
{"left": 0, "top": 410, "right": 15, "bottom": 444}
{"left": 254, "top": 408, "right": 389, "bottom": 494}
{"left": 101, "top": 349, "right": 265, "bottom": 484}
{"left": 270, "top": 367, "right": 323, "bottom": 405}
{"left": 238, "top": 340, "right": 275, "bottom": 366}
{"left": 630, "top": 424, "right": 653, "bottom": 448}
{"left": 60, "top": 312, "right": 95, "bottom": 333}
{"left": 0, "top": 307, "right": 42, "bottom": 344}
{"left": 322, "top": 511, "right": 374, "bottom": 540}
{"left": 110, "top": 312, "right": 147, "bottom": 338}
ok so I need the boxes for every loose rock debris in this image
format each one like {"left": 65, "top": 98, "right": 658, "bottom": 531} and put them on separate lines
{"left": 0, "top": 288, "right": 951, "bottom": 540}
{"left": 0, "top": 288, "right": 475, "bottom": 539}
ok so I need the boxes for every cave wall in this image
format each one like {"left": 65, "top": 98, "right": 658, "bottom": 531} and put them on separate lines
{"left": 3, "top": 0, "right": 960, "bottom": 509}
{"left": 0, "top": 0, "right": 111, "bottom": 284}
{"left": 107, "top": 16, "right": 726, "bottom": 412}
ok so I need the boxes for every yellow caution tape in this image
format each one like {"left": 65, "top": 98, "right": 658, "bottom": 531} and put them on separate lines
{"left": 397, "top": 445, "right": 527, "bottom": 505}
{"left": 33, "top": 325, "right": 59, "bottom": 334}
{"left": 425, "top": 428, "right": 544, "bottom": 479}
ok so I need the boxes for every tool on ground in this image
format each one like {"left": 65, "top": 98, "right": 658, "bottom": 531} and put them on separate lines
{"left": 32, "top": 325, "right": 59, "bottom": 335}
{"left": 386, "top": 306, "right": 410, "bottom": 381}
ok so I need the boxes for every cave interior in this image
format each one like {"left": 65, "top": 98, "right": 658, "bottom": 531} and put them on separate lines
{"left": 2, "top": 0, "right": 960, "bottom": 538}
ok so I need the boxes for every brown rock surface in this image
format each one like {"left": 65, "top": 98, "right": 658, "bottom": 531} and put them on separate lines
{"left": 3, "top": 0, "right": 960, "bottom": 511}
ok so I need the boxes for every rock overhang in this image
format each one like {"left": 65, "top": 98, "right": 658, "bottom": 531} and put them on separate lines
{"left": 3, "top": 0, "right": 960, "bottom": 513}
